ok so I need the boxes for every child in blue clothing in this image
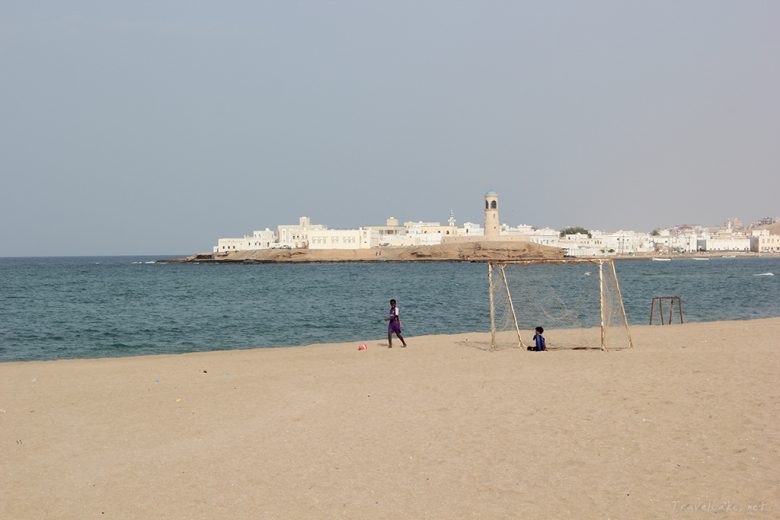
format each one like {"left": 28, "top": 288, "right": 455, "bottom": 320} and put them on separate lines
{"left": 527, "top": 326, "right": 546, "bottom": 351}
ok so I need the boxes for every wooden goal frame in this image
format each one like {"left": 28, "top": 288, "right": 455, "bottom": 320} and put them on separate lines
{"left": 488, "top": 258, "right": 634, "bottom": 351}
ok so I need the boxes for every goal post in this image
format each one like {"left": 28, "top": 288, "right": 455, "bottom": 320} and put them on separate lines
{"left": 609, "top": 259, "right": 634, "bottom": 349}
{"left": 487, "top": 258, "right": 634, "bottom": 351}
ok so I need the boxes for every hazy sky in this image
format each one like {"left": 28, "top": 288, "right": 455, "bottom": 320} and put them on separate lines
{"left": 2, "top": 1, "right": 778, "bottom": 256}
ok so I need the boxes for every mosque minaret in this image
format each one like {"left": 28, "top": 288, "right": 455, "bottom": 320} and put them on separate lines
{"left": 484, "top": 190, "right": 500, "bottom": 239}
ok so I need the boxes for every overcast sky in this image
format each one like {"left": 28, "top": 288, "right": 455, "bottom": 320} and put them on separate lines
{"left": 1, "top": 1, "right": 778, "bottom": 256}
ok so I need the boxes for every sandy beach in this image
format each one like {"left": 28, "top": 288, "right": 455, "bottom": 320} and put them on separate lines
{"left": 2, "top": 318, "right": 778, "bottom": 519}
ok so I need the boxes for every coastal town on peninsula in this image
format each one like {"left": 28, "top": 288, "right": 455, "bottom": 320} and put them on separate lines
{"left": 206, "top": 191, "right": 780, "bottom": 261}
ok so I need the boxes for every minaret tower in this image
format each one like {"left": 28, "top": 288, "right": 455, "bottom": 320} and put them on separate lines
{"left": 484, "top": 191, "right": 500, "bottom": 240}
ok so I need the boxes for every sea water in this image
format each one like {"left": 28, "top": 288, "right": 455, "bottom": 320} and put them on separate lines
{"left": 0, "top": 256, "right": 778, "bottom": 361}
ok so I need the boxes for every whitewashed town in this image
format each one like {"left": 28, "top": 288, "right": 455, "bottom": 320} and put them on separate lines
{"left": 214, "top": 192, "right": 780, "bottom": 257}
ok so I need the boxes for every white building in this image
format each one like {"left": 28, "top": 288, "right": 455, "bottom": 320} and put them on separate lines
{"left": 599, "top": 230, "right": 654, "bottom": 255}
{"left": 404, "top": 221, "right": 451, "bottom": 246}
{"left": 277, "top": 216, "right": 327, "bottom": 249}
{"left": 558, "top": 233, "right": 607, "bottom": 257}
{"left": 701, "top": 234, "right": 751, "bottom": 252}
{"left": 214, "top": 228, "right": 276, "bottom": 253}
{"left": 527, "top": 227, "right": 560, "bottom": 248}
{"left": 650, "top": 228, "right": 698, "bottom": 253}
{"left": 502, "top": 224, "right": 535, "bottom": 236}
{"left": 365, "top": 217, "right": 416, "bottom": 247}
{"left": 458, "top": 222, "right": 484, "bottom": 237}
{"left": 750, "top": 230, "right": 780, "bottom": 253}
{"left": 307, "top": 228, "right": 378, "bottom": 249}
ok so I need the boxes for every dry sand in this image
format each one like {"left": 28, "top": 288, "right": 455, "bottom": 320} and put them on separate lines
{"left": 2, "top": 318, "right": 779, "bottom": 520}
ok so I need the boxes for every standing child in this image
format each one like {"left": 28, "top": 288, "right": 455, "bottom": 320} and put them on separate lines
{"left": 527, "top": 326, "right": 546, "bottom": 351}
{"left": 384, "top": 299, "right": 407, "bottom": 348}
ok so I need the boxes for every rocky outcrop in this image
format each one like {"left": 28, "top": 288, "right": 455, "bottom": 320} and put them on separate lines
{"left": 170, "top": 241, "right": 564, "bottom": 264}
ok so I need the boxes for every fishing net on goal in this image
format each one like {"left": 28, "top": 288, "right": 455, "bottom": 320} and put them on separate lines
{"left": 488, "top": 259, "right": 633, "bottom": 351}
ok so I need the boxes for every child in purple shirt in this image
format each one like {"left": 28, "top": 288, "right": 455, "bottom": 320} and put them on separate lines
{"left": 384, "top": 299, "right": 407, "bottom": 348}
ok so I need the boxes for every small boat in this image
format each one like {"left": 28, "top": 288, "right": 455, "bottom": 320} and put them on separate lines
{"left": 693, "top": 257, "right": 710, "bottom": 261}
{"left": 754, "top": 272, "right": 774, "bottom": 277}
{"left": 651, "top": 258, "right": 671, "bottom": 262}
{"left": 721, "top": 255, "right": 736, "bottom": 258}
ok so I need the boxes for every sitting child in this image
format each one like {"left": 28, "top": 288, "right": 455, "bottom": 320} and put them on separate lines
{"left": 527, "top": 326, "right": 546, "bottom": 351}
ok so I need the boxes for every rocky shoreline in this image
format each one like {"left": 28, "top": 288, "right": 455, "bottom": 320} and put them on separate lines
{"left": 164, "top": 245, "right": 779, "bottom": 265}
{"left": 165, "top": 241, "right": 566, "bottom": 264}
